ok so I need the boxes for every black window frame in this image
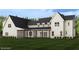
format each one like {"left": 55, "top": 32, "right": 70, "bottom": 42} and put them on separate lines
{"left": 8, "top": 24, "right": 11, "bottom": 28}
{"left": 52, "top": 31, "right": 54, "bottom": 36}
{"left": 29, "top": 31, "right": 32, "bottom": 36}
{"left": 55, "top": 22, "right": 59, "bottom": 27}
{"left": 68, "top": 22, "right": 70, "bottom": 26}
{"left": 60, "top": 31, "right": 62, "bottom": 36}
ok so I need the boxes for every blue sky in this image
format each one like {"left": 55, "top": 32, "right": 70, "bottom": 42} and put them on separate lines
{"left": 0, "top": 9, "right": 79, "bottom": 18}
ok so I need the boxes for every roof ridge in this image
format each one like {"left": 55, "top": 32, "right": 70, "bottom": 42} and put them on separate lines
{"left": 9, "top": 15, "right": 28, "bottom": 20}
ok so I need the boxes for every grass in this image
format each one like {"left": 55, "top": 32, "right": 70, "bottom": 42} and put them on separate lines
{"left": 0, "top": 37, "right": 79, "bottom": 50}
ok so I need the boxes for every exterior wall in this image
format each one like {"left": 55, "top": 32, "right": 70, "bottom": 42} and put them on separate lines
{"left": 65, "top": 20, "right": 75, "bottom": 37}
{"left": 25, "top": 30, "right": 28, "bottom": 37}
{"left": 28, "top": 22, "right": 51, "bottom": 28}
{"left": 50, "top": 13, "right": 64, "bottom": 38}
{"left": 17, "top": 30, "right": 24, "bottom": 37}
{"left": 3, "top": 16, "right": 17, "bottom": 37}
{"left": 73, "top": 20, "right": 76, "bottom": 37}
{"left": 16, "top": 27, "right": 25, "bottom": 37}
{"left": 28, "top": 24, "right": 51, "bottom": 28}
{"left": 28, "top": 25, "right": 38, "bottom": 28}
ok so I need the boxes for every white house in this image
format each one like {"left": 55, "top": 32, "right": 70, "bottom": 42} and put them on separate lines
{"left": 2, "top": 12, "right": 76, "bottom": 38}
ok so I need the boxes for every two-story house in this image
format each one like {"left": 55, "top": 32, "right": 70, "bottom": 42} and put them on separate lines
{"left": 2, "top": 12, "right": 76, "bottom": 38}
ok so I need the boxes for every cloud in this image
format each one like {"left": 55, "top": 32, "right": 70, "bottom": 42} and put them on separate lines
{"left": 0, "top": 9, "right": 79, "bottom": 18}
{"left": 53, "top": 9, "right": 78, "bottom": 12}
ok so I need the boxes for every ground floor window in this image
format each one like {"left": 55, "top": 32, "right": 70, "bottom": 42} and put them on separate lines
{"left": 52, "top": 31, "right": 54, "bottom": 36}
{"left": 29, "top": 31, "right": 32, "bottom": 36}
{"left": 34, "top": 30, "right": 37, "bottom": 37}
{"left": 60, "top": 31, "right": 62, "bottom": 36}
{"left": 5, "top": 32, "right": 8, "bottom": 36}
{"left": 44, "top": 32, "right": 47, "bottom": 37}
{"left": 40, "top": 31, "right": 43, "bottom": 37}
{"left": 65, "top": 31, "right": 67, "bottom": 35}
{"left": 25, "top": 31, "right": 28, "bottom": 37}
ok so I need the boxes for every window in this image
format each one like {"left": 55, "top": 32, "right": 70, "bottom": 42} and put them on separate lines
{"left": 5, "top": 32, "right": 8, "bottom": 36}
{"left": 34, "top": 30, "right": 37, "bottom": 37}
{"left": 52, "top": 31, "right": 54, "bottom": 36}
{"left": 8, "top": 24, "right": 11, "bottom": 28}
{"left": 55, "top": 22, "right": 59, "bottom": 26}
{"left": 65, "top": 31, "right": 67, "bottom": 35}
{"left": 68, "top": 22, "right": 70, "bottom": 26}
{"left": 44, "top": 32, "right": 47, "bottom": 37}
{"left": 40, "top": 32, "right": 43, "bottom": 37}
{"left": 45, "top": 22, "right": 47, "bottom": 24}
{"left": 60, "top": 31, "right": 62, "bottom": 36}
{"left": 29, "top": 31, "right": 32, "bottom": 36}
{"left": 50, "top": 22, "right": 51, "bottom": 24}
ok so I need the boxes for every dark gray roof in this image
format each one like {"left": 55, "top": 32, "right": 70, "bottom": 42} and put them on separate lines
{"left": 10, "top": 15, "right": 29, "bottom": 29}
{"left": 58, "top": 12, "right": 75, "bottom": 20}
{"left": 63, "top": 15, "right": 75, "bottom": 20}
{"left": 28, "top": 17, "right": 52, "bottom": 25}
{"left": 28, "top": 20, "right": 37, "bottom": 25}
{"left": 38, "top": 17, "right": 52, "bottom": 23}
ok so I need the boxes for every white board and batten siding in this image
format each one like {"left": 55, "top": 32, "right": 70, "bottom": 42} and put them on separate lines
{"left": 50, "top": 13, "right": 75, "bottom": 38}
{"left": 50, "top": 13, "right": 64, "bottom": 38}
{"left": 3, "top": 16, "right": 25, "bottom": 37}
{"left": 3, "top": 16, "right": 17, "bottom": 37}
{"left": 65, "top": 20, "right": 75, "bottom": 37}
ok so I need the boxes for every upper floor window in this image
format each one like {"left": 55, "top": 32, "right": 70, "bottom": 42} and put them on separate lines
{"left": 55, "top": 22, "right": 59, "bottom": 26}
{"left": 50, "top": 22, "right": 51, "bottom": 24}
{"left": 8, "top": 24, "right": 11, "bottom": 28}
{"left": 68, "top": 22, "right": 70, "bottom": 26}
{"left": 65, "top": 31, "right": 67, "bottom": 35}
{"left": 45, "top": 22, "right": 47, "bottom": 24}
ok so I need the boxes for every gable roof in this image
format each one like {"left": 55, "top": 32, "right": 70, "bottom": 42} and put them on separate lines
{"left": 38, "top": 17, "right": 52, "bottom": 23}
{"left": 28, "top": 17, "right": 52, "bottom": 25}
{"left": 63, "top": 15, "right": 75, "bottom": 20}
{"left": 58, "top": 12, "right": 75, "bottom": 20}
{"left": 9, "top": 15, "right": 29, "bottom": 29}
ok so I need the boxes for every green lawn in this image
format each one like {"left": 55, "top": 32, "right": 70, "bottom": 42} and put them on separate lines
{"left": 0, "top": 37, "right": 79, "bottom": 50}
